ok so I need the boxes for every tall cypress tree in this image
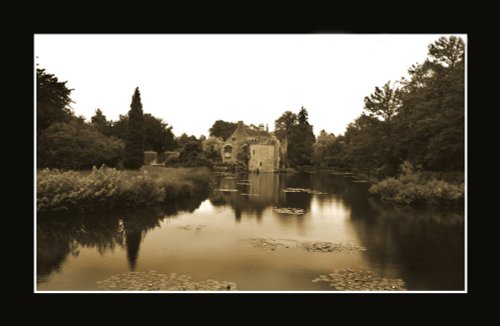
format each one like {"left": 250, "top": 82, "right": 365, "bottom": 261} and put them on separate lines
{"left": 123, "top": 87, "right": 144, "bottom": 169}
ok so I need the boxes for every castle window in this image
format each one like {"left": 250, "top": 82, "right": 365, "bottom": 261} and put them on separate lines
{"left": 224, "top": 145, "right": 232, "bottom": 154}
{"left": 253, "top": 150, "right": 255, "bottom": 155}
{"left": 260, "top": 162, "right": 262, "bottom": 167}
{"left": 232, "top": 137, "right": 236, "bottom": 141}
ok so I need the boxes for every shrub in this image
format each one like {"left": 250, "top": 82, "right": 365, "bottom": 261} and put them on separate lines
{"left": 37, "top": 166, "right": 213, "bottom": 213}
{"left": 369, "top": 162, "right": 464, "bottom": 206}
{"left": 37, "top": 169, "right": 85, "bottom": 212}
{"left": 119, "top": 171, "right": 165, "bottom": 207}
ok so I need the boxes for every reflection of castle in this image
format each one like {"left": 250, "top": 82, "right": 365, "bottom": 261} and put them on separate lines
{"left": 221, "top": 121, "right": 287, "bottom": 172}
{"left": 210, "top": 173, "right": 292, "bottom": 219}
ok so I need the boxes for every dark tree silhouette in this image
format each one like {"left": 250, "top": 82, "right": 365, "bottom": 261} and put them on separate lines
{"left": 36, "top": 68, "right": 74, "bottom": 131}
{"left": 284, "top": 107, "right": 315, "bottom": 167}
{"left": 123, "top": 87, "right": 145, "bottom": 169}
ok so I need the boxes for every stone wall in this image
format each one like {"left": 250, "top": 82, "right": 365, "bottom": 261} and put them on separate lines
{"left": 221, "top": 122, "right": 248, "bottom": 164}
{"left": 249, "top": 144, "right": 276, "bottom": 172}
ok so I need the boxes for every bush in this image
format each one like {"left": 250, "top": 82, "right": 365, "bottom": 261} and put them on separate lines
{"left": 120, "top": 172, "right": 165, "bottom": 207}
{"left": 38, "top": 121, "right": 124, "bottom": 170}
{"left": 369, "top": 162, "right": 464, "bottom": 206}
{"left": 37, "top": 166, "right": 213, "bottom": 213}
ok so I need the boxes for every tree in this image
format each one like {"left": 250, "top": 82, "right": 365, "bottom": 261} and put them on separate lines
{"left": 427, "top": 36, "right": 464, "bottom": 69}
{"left": 287, "top": 107, "right": 315, "bottom": 167}
{"left": 396, "top": 36, "right": 465, "bottom": 171}
{"left": 339, "top": 36, "right": 465, "bottom": 176}
{"left": 91, "top": 108, "right": 112, "bottom": 136}
{"left": 274, "top": 111, "right": 297, "bottom": 140}
{"left": 298, "top": 106, "right": 309, "bottom": 125}
{"left": 209, "top": 120, "right": 238, "bottom": 140}
{"left": 360, "top": 82, "right": 402, "bottom": 175}
{"left": 143, "top": 113, "right": 176, "bottom": 155}
{"left": 344, "top": 114, "right": 387, "bottom": 176}
{"left": 37, "top": 68, "right": 74, "bottom": 131}
{"left": 123, "top": 87, "right": 144, "bottom": 169}
{"left": 313, "top": 130, "right": 336, "bottom": 167}
{"left": 176, "top": 141, "right": 212, "bottom": 167}
{"left": 176, "top": 133, "right": 198, "bottom": 150}
{"left": 108, "top": 114, "right": 129, "bottom": 140}
{"left": 363, "top": 82, "right": 401, "bottom": 123}
{"left": 37, "top": 120, "right": 124, "bottom": 169}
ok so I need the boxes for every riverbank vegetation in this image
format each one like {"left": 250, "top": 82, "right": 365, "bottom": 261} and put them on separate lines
{"left": 368, "top": 162, "right": 464, "bottom": 206}
{"left": 37, "top": 166, "right": 212, "bottom": 214}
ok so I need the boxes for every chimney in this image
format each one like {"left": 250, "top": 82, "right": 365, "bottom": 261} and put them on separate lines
{"left": 237, "top": 121, "right": 244, "bottom": 128}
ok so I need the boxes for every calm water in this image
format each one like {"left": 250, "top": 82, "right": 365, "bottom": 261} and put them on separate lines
{"left": 36, "top": 172, "right": 464, "bottom": 291}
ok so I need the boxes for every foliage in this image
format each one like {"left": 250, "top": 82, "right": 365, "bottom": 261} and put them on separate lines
{"left": 324, "top": 36, "right": 465, "bottom": 178}
{"left": 364, "top": 81, "right": 401, "bottom": 122}
{"left": 37, "top": 167, "right": 164, "bottom": 213}
{"left": 274, "top": 111, "right": 297, "bottom": 141}
{"left": 166, "top": 141, "right": 212, "bottom": 168}
{"left": 90, "top": 108, "right": 112, "bottom": 136}
{"left": 394, "top": 36, "right": 465, "bottom": 171}
{"left": 123, "top": 87, "right": 145, "bottom": 169}
{"left": 313, "top": 130, "right": 336, "bottom": 167}
{"left": 297, "top": 106, "right": 309, "bottom": 125}
{"left": 37, "top": 120, "right": 124, "bottom": 169}
{"left": 287, "top": 107, "right": 315, "bottom": 167}
{"left": 176, "top": 133, "right": 198, "bottom": 150}
{"left": 37, "top": 166, "right": 213, "bottom": 213}
{"left": 369, "top": 162, "right": 464, "bottom": 206}
{"left": 108, "top": 114, "right": 128, "bottom": 140}
{"left": 202, "top": 136, "right": 224, "bottom": 162}
{"left": 143, "top": 113, "right": 176, "bottom": 154}
{"left": 274, "top": 107, "right": 315, "bottom": 167}
{"left": 209, "top": 120, "right": 238, "bottom": 141}
{"left": 37, "top": 68, "right": 74, "bottom": 131}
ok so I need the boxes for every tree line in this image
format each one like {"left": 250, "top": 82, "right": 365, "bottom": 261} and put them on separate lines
{"left": 37, "top": 36, "right": 464, "bottom": 177}
{"left": 309, "top": 36, "right": 464, "bottom": 179}
{"left": 36, "top": 69, "right": 187, "bottom": 170}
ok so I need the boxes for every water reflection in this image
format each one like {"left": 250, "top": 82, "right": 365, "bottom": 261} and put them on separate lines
{"left": 37, "top": 172, "right": 464, "bottom": 290}
{"left": 37, "top": 197, "right": 206, "bottom": 283}
{"left": 350, "top": 200, "right": 464, "bottom": 290}
{"left": 209, "top": 173, "right": 312, "bottom": 222}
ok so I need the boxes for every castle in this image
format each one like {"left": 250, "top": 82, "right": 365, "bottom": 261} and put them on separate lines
{"left": 221, "top": 121, "right": 287, "bottom": 173}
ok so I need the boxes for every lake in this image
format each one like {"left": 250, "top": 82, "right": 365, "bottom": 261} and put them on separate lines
{"left": 36, "top": 172, "right": 465, "bottom": 291}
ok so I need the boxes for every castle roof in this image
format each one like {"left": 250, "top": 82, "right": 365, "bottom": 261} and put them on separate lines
{"left": 226, "top": 122, "right": 272, "bottom": 141}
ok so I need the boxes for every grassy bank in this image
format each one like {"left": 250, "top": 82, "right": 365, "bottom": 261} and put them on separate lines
{"left": 37, "top": 166, "right": 213, "bottom": 214}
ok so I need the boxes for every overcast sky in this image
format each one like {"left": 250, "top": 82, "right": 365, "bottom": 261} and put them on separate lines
{"left": 35, "top": 34, "right": 464, "bottom": 137}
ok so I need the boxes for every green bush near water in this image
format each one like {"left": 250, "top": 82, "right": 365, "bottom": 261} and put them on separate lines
{"left": 37, "top": 166, "right": 212, "bottom": 213}
{"left": 369, "top": 162, "right": 464, "bottom": 206}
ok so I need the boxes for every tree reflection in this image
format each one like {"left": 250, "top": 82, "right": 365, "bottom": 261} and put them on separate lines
{"left": 36, "top": 195, "right": 207, "bottom": 282}
{"left": 348, "top": 198, "right": 464, "bottom": 290}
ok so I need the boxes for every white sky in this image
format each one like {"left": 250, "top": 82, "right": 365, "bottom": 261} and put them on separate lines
{"left": 34, "top": 34, "right": 464, "bottom": 137}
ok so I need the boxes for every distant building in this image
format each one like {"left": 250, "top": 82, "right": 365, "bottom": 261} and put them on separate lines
{"left": 221, "top": 121, "right": 287, "bottom": 172}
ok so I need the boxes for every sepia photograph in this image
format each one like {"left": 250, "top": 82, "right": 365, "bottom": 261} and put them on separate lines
{"left": 35, "top": 34, "right": 466, "bottom": 292}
